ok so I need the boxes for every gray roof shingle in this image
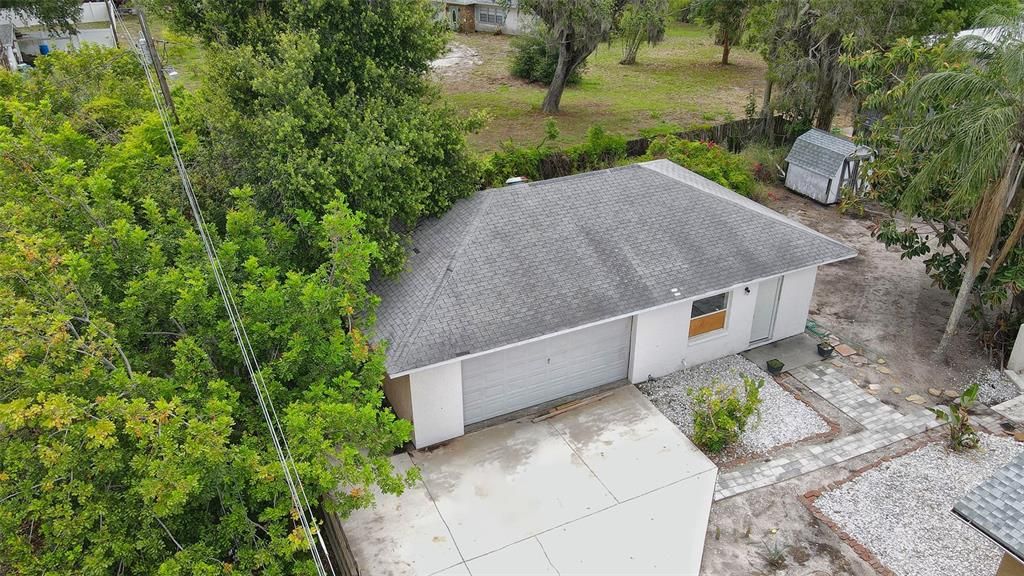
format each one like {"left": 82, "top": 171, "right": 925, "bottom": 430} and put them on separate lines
{"left": 373, "top": 160, "right": 856, "bottom": 374}
{"left": 785, "top": 129, "right": 860, "bottom": 177}
{"left": 953, "top": 451, "right": 1024, "bottom": 561}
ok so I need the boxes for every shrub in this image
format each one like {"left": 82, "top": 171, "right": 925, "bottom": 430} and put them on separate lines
{"left": 567, "top": 125, "right": 627, "bottom": 171}
{"left": 510, "top": 25, "right": 585, "bottom": 85}
{"left": 931, "top": 383, "right": 980, "bottom": 452}
{"left": 643, "top": 135, "right": 758, "bottom": 198}
{"left": 688, "top": 374, "right": 764, "bottom": 453}
{"left": 739, "top": 143, "right": 788, "bottom": 185}
{"left": 482, "top": 124, "right": 625, "bottom": 187}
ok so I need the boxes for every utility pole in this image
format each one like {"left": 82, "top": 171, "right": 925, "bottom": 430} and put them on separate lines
{"left": 137, "top": 8, "right": 178, "bottom": 123}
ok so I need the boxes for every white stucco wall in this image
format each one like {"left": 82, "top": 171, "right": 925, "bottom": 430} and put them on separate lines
{"left": 629, "top": 268, "right": 818, "bottom": 383}
{"left": 771, "top": 267, "right": 817, "bottom": 339}
{"left": 406, "top": 362, "right": 464, "bottom": 448}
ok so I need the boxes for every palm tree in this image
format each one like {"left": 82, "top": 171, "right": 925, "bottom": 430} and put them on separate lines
{"left": 900, "top": 11, "right": 1024, "bottom": 354}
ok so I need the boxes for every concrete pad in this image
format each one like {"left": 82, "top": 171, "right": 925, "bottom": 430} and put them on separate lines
{"left": 411, "top": 418, "right": 617, "bottom": 559}
{"left": 465, "top": 538, "right": 559, "bottom": 575}
{"left": 538, "top": 468, "right": 718, "bottom": 574}
{"left": 549, "top": 386, "right": 716, "bottom": 501}
{"left": 994, "top": 394, "right": 1024, "bottom": 423}
{"left": 741, "top": 332, "right": 824, "bottom": 372}
{"left": 432, "top": 564, "right": 470, "bottom": 576}
{"left": 340, "top": 453, "right": 462, "bottom": 576}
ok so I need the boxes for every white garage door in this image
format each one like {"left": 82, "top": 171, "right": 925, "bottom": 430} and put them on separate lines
{"left": 462, "top": 318, "right": 632, "bottom": 425}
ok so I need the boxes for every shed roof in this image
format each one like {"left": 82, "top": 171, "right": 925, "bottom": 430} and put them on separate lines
{"left": 953, "top": 451, "right": 1024, "bottom": 562}
{"left": 372, "top": 160, "right": 856, "bottom": 375}
{"left": 785, "top": 129, "right": 861, "bottom": 177}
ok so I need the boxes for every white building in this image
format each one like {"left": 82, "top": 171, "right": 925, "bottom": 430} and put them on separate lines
{"left": 0, "top": 1, "right": 116, "bottom": 69}
{"left": 372, "top": 159, "right": 856, "bottom": 448}
{"left": 436, "top": 0, "right": 533, "bottom": 35}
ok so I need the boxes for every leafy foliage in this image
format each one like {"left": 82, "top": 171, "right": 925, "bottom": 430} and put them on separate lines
{"left": 481, "top": 124, "right": 627, "bottom": 186}
{"left": 510, "top": 24, "right": 585, "bottom": 85}
{"left": 0, "top": 46, "right": 413, "bottom": 575}
{"left": 643, "top": 136, "right": 758, "bottom": 197}
{"left": 688, "top": 375, "right": 764, "bottom": 453}
{"left": 930, "top": 383, "right": 980, "bottom": 451}
{"left": 616, "top": 0, "right": 669, "bottom": 65}
{"left": 690, "top": 0, "right": 763, "bottom": 65}
{"left": 0, "top": 0, "right": 81, "bottom": 33}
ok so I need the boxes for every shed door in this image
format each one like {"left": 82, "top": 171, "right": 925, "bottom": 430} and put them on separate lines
{"left": 462, "top": 318, "right": 632, "bottom": 425}
{"left": 750, "top": 276, "right": 783, "bottom": 344}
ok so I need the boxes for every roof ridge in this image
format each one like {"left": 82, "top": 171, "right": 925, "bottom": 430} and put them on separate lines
{"left": 388, "top": 191, "right": 498, "bottom": 368}
{"left": 638, "top": 159, "right": 856, "bottom": 255}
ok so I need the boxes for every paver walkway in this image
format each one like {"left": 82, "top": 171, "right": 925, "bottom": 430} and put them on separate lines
{"left": 714, "top": 362, "right": 942, "bottom": 500}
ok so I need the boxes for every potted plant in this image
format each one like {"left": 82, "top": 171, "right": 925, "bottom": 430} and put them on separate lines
{"left": 766, "top": 359, "right": 785, "bottom": 375}
{"left": 817, "top": 338, "right": 834, "bottom": 358}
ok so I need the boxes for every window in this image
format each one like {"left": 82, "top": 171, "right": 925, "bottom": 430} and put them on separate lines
{"left": 477, "top": 5, "right": 506, "bottom": 25}
{"left": 689, "top": 292, "right": 728, "bottom": 338}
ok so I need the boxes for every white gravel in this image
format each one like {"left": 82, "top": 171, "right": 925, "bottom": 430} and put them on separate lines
{"left": 955, "top": 367, "right": 1022, "bottom": 406}
{"left": 637, "top": 355, "right": 830, "bottom": 458}
{"left": 815, "top": 435, "right": 1024, "bottom": 576}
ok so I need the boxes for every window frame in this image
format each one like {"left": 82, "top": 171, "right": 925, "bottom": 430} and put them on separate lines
{"left": 476, "top": 4, "right": 506, "bottom": 25}
{"left": 688, "top": 292, "right": 730, "bottom": 340}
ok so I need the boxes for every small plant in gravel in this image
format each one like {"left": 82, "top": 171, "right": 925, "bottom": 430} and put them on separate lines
{"left": 688, "top": 374, "right": 764, "bottom": 453}
{"left": 759, "top": 536, "right": 787, "bottom": 570}
{"left": 930, "top": 382, "right": 980, "bottom": 452}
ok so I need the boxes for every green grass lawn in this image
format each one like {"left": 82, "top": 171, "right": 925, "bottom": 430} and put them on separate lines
{"left": 115, "top": 13, "right": 206, "bottom": 91}
{"left": 439, "top": 22, "right": 768, "bottom": 153}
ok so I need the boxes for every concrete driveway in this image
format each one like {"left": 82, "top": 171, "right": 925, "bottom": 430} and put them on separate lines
{"left": 341, "top": 385, "right": 717, "bottom": 575}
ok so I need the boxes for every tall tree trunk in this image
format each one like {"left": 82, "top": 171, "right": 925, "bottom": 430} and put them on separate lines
{"left": 543, "top": 31, "right": 572, "bottom": 113}
{"left": 721, "top": 30, "right": 731, "bottom": 65}
{"left": 761, "top": 76, "right": 774, "bottom": 142}
{"left": 938, "top": 145, "right": 1024, "bottom": 355}
{"left": 620, "top": 30, "right": 641, "bottom": 65}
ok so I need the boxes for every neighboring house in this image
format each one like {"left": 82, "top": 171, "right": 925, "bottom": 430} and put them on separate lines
{"left": 435, "top": 0, "right": 531, "bottom": 34}
{"left": 1, "top": 23, "right": 17, "bottom": 70}
{"left": 0, "top": 1, "right": 116, "bottom": 68}
{"left": 373, "top": 160, "right": 856, "bottom": 448}
{"left": 953, "top": 452, "right": 1024, "bottom": 576}
{"left": 785, "top": 129, "right": 873, "bottom": 205}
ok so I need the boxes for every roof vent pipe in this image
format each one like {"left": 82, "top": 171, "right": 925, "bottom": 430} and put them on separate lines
{"left": 504, "top": 176, "right": 529, "bottom": 186}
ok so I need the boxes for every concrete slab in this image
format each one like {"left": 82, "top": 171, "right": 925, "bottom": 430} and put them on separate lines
{"left": 549, "top": 386, "right": 716, "bottom": 501}
{"left": 742, "top": 332, "right": 824, "bottom": 372}
{"left": 538, "top": 468, "right": 718, "bottom": 574}
{"left": 340, "top": 453, "right": 462, "bottom": 576}
{"left": 411, "top": 417, "right": 617, "bottom": 559}
{"left": 432, "top": 564, "right": 470, "bottom": 576}
{"left": 994, "top": 394, "right": 1024, "bottom": 423}
{"left": 465, "top": 538, "right": 559, "bottom": 575}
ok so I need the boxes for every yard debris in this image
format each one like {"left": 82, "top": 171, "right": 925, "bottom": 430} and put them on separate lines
{"left": 875, "top": 365, "right": 893, "bottom": 375}
{"left": 834, "top": 344, "right": 857, "bottom": 357}
{"left": 638, "top": 355, "right": 829, "bottom": 459}
{"left": 531, "top": 390, "right": 614, "bottom": 422}
{"left": 814, "top": 436, "right": 1023, "bottom": 576}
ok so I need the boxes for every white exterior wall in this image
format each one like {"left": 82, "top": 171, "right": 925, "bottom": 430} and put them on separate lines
{"left": 471, "top": 1, "right": 534, "bottom": 34}
{"left": 407, "top": 362, "right": 464, "bottom": 448}
{"left": 629, "top": 268, "right": 818, "bottom": 383}
{"left": 785, "top": 164, "right": 833, "bottom": 204}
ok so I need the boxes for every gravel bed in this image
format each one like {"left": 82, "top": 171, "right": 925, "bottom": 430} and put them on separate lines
{"left": 954, "top": 367, "right": 1022, "bottom": 406}
{"left": 637, "top": 355, "right": 829, "bottom": 459}
{"left": 815, "top": 435, "right": 1023, "bottom": 576}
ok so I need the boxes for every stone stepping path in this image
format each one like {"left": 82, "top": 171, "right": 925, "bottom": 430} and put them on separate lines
{"left": 714, "top": 362, "right": 942, "bottom": 500}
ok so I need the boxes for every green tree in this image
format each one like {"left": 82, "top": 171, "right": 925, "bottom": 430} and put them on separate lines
{"left": 853, "top": 11, "right": 1024, "bottom": 354}
{"left": 0, "top": 47, "right": 413, "bottom": 574}
{"left": 691, "top": 0, "right": 763, "bottom": 65}
{"left": 0, "top": 0, "right": 81, "bottom": 32}
{"left": 516, "top": 0, "right": 615, "bottom": 113}
{"left": 151, "top": 0, "right": 481, "bottom": 274}
{"left": 616, "top": 0, "right": 669, "bottom": 65}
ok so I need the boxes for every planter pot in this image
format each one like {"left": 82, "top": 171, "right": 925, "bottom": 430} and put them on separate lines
{"left": 766, "top": 359, "right": 785, "bottom": 375}
{"left": 817, "top": 343, "right": 834, "bottom": 358}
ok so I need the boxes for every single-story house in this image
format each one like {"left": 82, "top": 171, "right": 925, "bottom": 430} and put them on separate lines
{"left": 373, "top": 159, "right": 856, "bottom": 448}
{"left": 785, "top": 128, "right": 873, "bottom": 205}
{"left": 0, "top": 1, "right": 117, "bottom": 69}
{"left": 954, "top": 451, "right": 1024, "bottom": 576}
{"left": 435, "top": 0, "right": 532, "bottom": 34}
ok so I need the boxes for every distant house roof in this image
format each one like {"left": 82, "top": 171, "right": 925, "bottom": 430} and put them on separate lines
{"left": 372, "top": 160, "right": 856, "bottom": 375}
{"left": 785, "top": 129, "right": 866, "bottom": 178}
{"left": 953, "top": 451, "right": 1024, "bottom": 563}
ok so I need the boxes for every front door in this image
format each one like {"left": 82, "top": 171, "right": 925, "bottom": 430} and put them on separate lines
{"left": 750, "top": 276, "right": 783, "bottom": 344}
{"left": 450, "top": 7, "right": 459, "bottom": 28}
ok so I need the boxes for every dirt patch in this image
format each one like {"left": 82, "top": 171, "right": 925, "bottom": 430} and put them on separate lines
{"left": 762, "top": 187, "right": 994, "bottom": 408}
{"left": 430, "top": 42, "right": 483, "bottom": 81}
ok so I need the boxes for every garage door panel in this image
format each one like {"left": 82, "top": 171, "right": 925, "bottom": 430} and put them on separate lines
{"left": 462, "top": 318, "right": 632, "bottom": 424}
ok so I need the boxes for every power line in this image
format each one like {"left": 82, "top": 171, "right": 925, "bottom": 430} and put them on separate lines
{"left": 105, "top": 4, "right": 335, "bottom": 574}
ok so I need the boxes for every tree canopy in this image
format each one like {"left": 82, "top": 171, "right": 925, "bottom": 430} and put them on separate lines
{"left": 0, "top": 0, "right": 81, "bottom": 32}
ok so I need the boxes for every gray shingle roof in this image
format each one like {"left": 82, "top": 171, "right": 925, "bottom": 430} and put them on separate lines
{"left": 953, "top": 451, "right": 1024, "bottom": 561}
{"left": 785, "top": 129, "right": 860, "bottom": 177}
{"left": 373, "top": 160, "right": 856, "bottom": 374}
{"left": 0, "top": 23, "right": 13, "bottom": 46}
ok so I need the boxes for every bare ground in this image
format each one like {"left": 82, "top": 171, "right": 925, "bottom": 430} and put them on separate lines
{"left": 762, "top": 187, "right": 994, "bottom": 410}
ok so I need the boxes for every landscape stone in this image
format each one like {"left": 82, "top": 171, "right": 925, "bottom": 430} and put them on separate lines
{"left": 876, "top": 366, "right": 893, "bottom": 375}
{"left": 1015, "top": 432, "right": 1024, "bottom": 442}
{"left": 851, "top": 355, "right": 870, "bottom": 365}
{"left": 834, "top": 344, "right": 857, "bottom": 357}
{"left": 830, "top": 359, "right": 844, "bottom": 367}
{"left": 877, "top": 358, "right": 887, "bottom": 365}
{"left": 868, "top": 384, "right": 880, "bottom": 391}
{"left": 943, "top": 389, "right": 959, "bottom": 399}
{"left": 928, "top": 388, "right": 942, "bottom": 397}
{"left": 906, "top": 394, "right": 927, "bottom": 405}
{"left": 892, "top": 387, "right": 903, "bottom": 394}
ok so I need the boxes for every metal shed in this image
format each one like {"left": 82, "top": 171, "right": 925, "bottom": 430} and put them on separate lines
{"left": 784, "top": 129, "right": 872, "bottom": 205}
